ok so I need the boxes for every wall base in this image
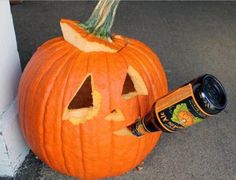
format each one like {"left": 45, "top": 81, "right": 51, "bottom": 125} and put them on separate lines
{"left": 0, "top": 98, "right": 29, "bottom": 177}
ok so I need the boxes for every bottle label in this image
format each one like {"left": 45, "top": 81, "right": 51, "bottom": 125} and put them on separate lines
{"left": 155, "top": 84, "right": 209, "bottom": 132}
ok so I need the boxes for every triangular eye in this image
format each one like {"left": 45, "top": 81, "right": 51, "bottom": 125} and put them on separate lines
{"left": 122, "top": 66, "right": 148, "bottom": 100}
{"left": 122, "top": 74, "right": 136, "bottom": 95}
{"left": 63, "top": 75, "right": 102, "bottom": 125}
{"left": 68, "top": 76, "right": 93, "bottom": 109}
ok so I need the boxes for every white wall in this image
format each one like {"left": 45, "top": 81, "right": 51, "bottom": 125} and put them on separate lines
{"left": 0, "top": 0, "right": 29, "bottom": 177}
{"left": 0, "top": 0, "right": 21, "bottom": 112}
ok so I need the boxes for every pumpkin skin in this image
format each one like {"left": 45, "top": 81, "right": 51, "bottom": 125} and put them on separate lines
{"left": 18, "top": 18, "right": 168, "bottom": 179}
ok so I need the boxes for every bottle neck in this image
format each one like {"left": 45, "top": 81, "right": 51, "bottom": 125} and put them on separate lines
{"left": 129, "top": 119, "right": 150, "bottom": 137}
{"left": 128, "top": 104, "right": 167, "bottom": 136}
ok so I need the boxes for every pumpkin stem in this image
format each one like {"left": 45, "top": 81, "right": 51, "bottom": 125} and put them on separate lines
{"left": 79, "top": 0, "right": 120, "bottom": 41}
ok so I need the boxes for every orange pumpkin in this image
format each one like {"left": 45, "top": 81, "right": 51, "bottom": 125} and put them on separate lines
{"left": 18, "top": 0, "right": 168, "bottom": 179}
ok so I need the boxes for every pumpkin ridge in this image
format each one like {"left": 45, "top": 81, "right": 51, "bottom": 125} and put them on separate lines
{"left": 130, "top": 44, "right": 164, "bottom": 101}
{"left": 62, "top": 52, "right": 91, "bottom": 178}
{"left": 137, "top": 94, "right": 150, "bottom": 168}
{"left": 116, "top": 52, "right": 145, "bottom": 170}
{"left": 127, "top": 46, "right": 157, "bottom": 97}
{"left": 116, "top": 48, "right": 161, "bottom": 172}
{"left": 85, "top": 52, "right": 120, "bottom": 177}
{"left": 139, "top": 136, "right": 147, "bottom": 168}
{"left": 116, "top": 52, "right": 148, "bottom": 126}
{"left": 87, "top": 53, "right": 100, "bottom": 179}
{"left": 105, "top": 53, "right": 114, "bottom": 175}
{"left": 27, "top": 47, "right": 76, "bottom": 168}
{"left": 140, "top": 130, "right": 151, "bottom": 166}
{"left": 129, "top": 43, "right": 167, "bottom": 95}
{"left": 124, "top": 45, "right": 157, "bottom": 101}
{"left": 21, "top": 45, "right": 73, "bottom": 163}
{"left": 79, "top": 53, "right": 90, "bottom": 179}
{"left": 128, "top": 40, "right": 168, "bottom": 95}
{"left": 133, "top": 92, "right": 144, "bottom": 169}
{"left": 57, "top": 51, "right": 83, "bottom": 175}
{"left": 119, "top": 50, "right": 154, "bottom": 109}
{"left": 31, "top": 40, "right": 66, "bottom": 64}
{"left": 23, "top": 44, "right": 73, "bottom": 125}
{"left": 40, "top": 49, "right": 78, "bottom": 172}
{"left": 125, "top": 44, "right": 167, "bottom": 164}
{"left": 43, "top": 60, "right": 73, "bottom": 174}
{"left": 19, "top": 43, "right": 70, "bottom": 150}
{"left": 38, "top": 37, "right": 64, "bottom": 49}
{"left": 22, "top": 44, "right": 72, "bottom": 107}
{"left": 105, "top": 53, "right": 127, "bottom": 121}
{"left": 22, "top": 42, "right": 71, "bottom": 90}
{"left": 21, "top": 41, "right": 69, "bottom": 90}
{"left": 28, "top": 38, "right": 64, "bottom": 61}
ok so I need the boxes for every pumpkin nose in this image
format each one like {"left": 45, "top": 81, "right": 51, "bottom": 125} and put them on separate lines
{"left": 105, "top": 109, "right": 125, "bottom": 121}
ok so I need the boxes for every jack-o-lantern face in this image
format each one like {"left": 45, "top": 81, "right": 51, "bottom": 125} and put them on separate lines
{"left": 62, "top": 65, "right": 149, "bottom": 134}
{"left": 18, "top": 18, "right": 168, "bottom": 180}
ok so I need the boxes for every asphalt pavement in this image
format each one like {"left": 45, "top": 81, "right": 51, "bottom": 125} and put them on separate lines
{"left": 10, "top": 1, "right": 236, "bottom": 180}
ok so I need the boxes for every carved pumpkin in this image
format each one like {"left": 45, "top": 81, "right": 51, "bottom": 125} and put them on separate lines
{"left": 18, "top": 0, "right": 168, "bottom": 179}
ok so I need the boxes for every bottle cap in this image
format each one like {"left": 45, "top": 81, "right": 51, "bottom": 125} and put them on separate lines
{"left": 194, "top": 74, "right": 227, "bottom": 115}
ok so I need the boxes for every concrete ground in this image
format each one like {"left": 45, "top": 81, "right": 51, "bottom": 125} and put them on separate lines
{"left": 8, "top": 1, "right": 236, "bottom": 179}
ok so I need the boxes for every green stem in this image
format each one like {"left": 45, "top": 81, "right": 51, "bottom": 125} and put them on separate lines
{"left": 79, "top": 0, "right": 120, "bottom": 40}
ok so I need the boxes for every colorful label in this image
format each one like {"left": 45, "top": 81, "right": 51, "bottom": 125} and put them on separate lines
{"left": 154, "top": 84, "right": 209, "bottom": 132}
{"left": 157, "top": 97, "right": 207, "bottom": 132}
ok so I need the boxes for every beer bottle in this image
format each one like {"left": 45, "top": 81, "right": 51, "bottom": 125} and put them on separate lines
{"left": 128, "top": 74, "right": 227, "bottom": 136}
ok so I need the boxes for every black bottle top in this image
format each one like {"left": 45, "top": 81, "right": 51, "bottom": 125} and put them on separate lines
{"left": 191, "top": 74, "right": 227, "bottom": 115}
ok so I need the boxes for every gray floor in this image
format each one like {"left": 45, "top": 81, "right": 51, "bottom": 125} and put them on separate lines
{"left": 10, "top": 1, "right": 236, "bottom": 180}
